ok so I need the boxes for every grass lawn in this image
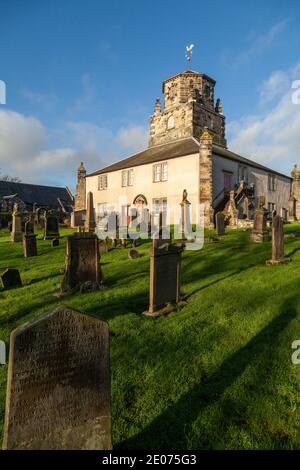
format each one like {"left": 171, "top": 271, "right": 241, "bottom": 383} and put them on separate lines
{"left": 0, "top": 224, "right": 299, "bottom": 450}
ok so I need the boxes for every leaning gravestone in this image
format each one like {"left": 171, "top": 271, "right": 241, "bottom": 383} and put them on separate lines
{"left": 215, "top": 212, "right": 225, "bottom": 236}
{"left": 44, "top": 214, "right": 60, "bottom": 240}
{"left": 144, "top": 240, "right": 183, "bottom": 316}
{"left": 2, "top": 304, "right": 111, "bottom": 450}
{"left": 1, "top": 269, "right": 22, "bottom": 289}
{"left": 61, "top": 232, "right": 102, "bottom": 293}
{"left": 266, "top": 215, "right": 290, "bottom": 265}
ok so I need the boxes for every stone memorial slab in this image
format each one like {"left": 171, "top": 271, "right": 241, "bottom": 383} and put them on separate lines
{"left": 250, "top": 208, "right": 270, "bottom": 242}
{"left": 2, "top": 304, "right": 111, "bottom": 450}
{"left": 84, "top": 192, "right": 96, "bottom": 233}
{"left": 23, "top": 234, "right": 37, "bottom": 258}
{"left": 61, "top": 233, "right": 102, "bottom": 293}
{"left": 266, "top": 215, "right": 290, "bottom": 265}
{"left": 11, "top": 212, "right": 23, "bottom": 243}
{"left": 99, "top": 240, "right": 109, "bottom": 255}
{"left": 1, "top": 269, "right": 22, "bottom": 290}
{"left": 44, "top": 214, "right": 59, "bottom": 240}
{"left": 0, "top": 340, "right": 5, "bottom": 365}
{"left": 144, "top": 241, "right": 183, "bottom": 316}
{"left": 215, "top": 212, "right": 225, "bottom": 236}
{"left": 52, "top": 238, "right": 60, "bottom": 247}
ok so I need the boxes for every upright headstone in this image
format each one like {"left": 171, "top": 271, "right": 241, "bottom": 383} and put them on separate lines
{"left": 61, "top": 233, "right": 102, "bottom": 293}
{"left": 250, "top": 206, "right": 270, "bottom": 242}
{"left": 44, "top": 213, "right": 59, "bottom": 240}
{"left": 51, "top": 238, "right": 59, "bottom": 247}
{"left": 84, "top": 192, "right": 96, "bottom": 233}
{"left": 2, "top": 304, "right": 111, "bottom": 450}
{"left": 215, "top": 212, "right": 225, "bottom": 236}
{"left": 1, "top": 269, "right": 22, "bottom": 289}
{"left": 144, "top": 240, "right": 183, "bottom": 316}
{"left": 11, "top": 205, "right": 23, "bottom": 242}
{"left": 266, "top": 215, "right": 290, "bottom": 265}
{"left": 0, "top": 340, "right": 5, "bottom": 365}
{"left": 22, "top": 219, "right": 37, "bottom": 257}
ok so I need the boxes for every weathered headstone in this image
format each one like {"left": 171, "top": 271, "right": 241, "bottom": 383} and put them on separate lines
{"left": 250, "top": 208, "right": 270, "bottom": 242}
{"left": 1, "top": 269, "right": 22, "bottom": 289}
{"left": 52, "top": 238, "right": 59, "bottom": 247}
{"left": 215, "top": 212, "right": 225, "bottom": 236}
{"left": 61, "top": 233, "right": 102, "bottom": 293}
{"left": 144, "top": 240, "right": 183, "bottom": 316}
{"left": 0, "top": 340, "right": 5, "bottom": 365}
{"left": 266, "top": 215, "right": 290, "bottom": 265}
{"left": 44, "top": 214, "right": 59, "bottom": 240}
{"left": 128, "top": 249, "right": 140, "bottom": 260}
{"left": 11, "top": 208, "right": 23, "bottom": 242}
{"left": 99, "top": 240, "right": 108, "bottom": 255}
{"left": 2, "top": 304, "right": 111, "bottom": 450}
{"left": 84, "top": 191, "right": 96, "bottom": 233}
{"left": 23, "top": 234, "right": 37, "bottom": 257}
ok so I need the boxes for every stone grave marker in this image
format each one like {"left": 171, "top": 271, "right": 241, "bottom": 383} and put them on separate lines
{"left": 250, "top": 207, "right": 270, "bottom": 242}
{"left": 84, "top": 191, "right": 96, "bottom": 233}
{"left": 1, "top": 269, "right": 22, "bottom": 290}
{"left": 128, "top": 249, "right": 140, "bottom": 259}
{"left": 215, "top": 212, "right": 225, "bottom": 236}
{"left": 44, "top": 214, "right": 60, "bottom": 240}
{"left": 23, "top": 234, "right": 37, "bottom": 258}
{"left": 2, "top": 304, "right": 111, "bottom": 450}
{"left": 52, "top": 238, "right": 59, "bottom": 247}
{"left": 144, "top": 240, "right": 183, "bottom": 316}
{"left": 0, "top": 340, "right": 5, "bottom": 365}
{"left": 99, "top": 240, "right": 109, "bottom": 255}
{"left": 266, "top": 215, "right": 290, "bottom": 265}
{"left": 61, "top": 232, "right": 102, "bottom": 293}
{"left": 11, "top": 209, "right": 23, "bottom": 243}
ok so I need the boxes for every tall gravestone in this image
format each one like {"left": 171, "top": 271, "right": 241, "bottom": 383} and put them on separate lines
{"left": 266, "top": 215, "right": 290, "bottom": 265}
{"left": 44, "top": 214, "right": 60, "bottom": 240}
{"left": 144, "top": 240, "right": 183, "bottom": 316}
{"left": 61, "top": 232, "right": 102, "bottom": 293}
{"left": 23, "top": 219, "right": 37, "bottom": 257}
{"left": 250, "top": 206, "right": 270, "bottom": 242}
{"left": 215, "top": 212, "right": 225, "bottom": 236}
{"left": 84, "top": 191, "right": 96, "bottom": 233}
{"left": 2, "top": 304, "right": 111, "bottom": 450}
{"left": 11, "top": 206, "right": 23, "bottom": 243}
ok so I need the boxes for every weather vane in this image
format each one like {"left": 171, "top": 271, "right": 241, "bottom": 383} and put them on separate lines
{"left": 185, "top": 44, "right": 194, "bottom": 64}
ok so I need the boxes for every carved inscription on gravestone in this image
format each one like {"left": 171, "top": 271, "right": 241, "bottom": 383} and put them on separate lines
{"left": 3, "top": 304, "right": 111, "bottom": 450}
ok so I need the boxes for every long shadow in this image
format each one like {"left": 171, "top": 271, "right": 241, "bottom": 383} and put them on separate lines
{"left": 119, "top": 297, "right": 298, "bottom": 449}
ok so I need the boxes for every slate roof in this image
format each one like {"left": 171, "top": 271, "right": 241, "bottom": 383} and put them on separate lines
{"left": 0, "top": 180, "right": 74, "bottom": 210}
{"left": 87, "top": 137, "right": 291, "bottom": 181}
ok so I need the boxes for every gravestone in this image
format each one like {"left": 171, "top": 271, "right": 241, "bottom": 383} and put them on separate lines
{"left": 23, "top": 234, "right": 37, "bottom": 258}
{"left": 266, "top": 215, "right": 290, "bottom": 265}
{"left": 52, "top": 238, "right": 59, "bottom": 247}
{"left": 1, "top": 269, "right": 22, "bottom": 289}
{"left": 0, "top": 340, "right": 5, "bottom": 365}
{"left": 84, "top": 191, "right": 96, "bottom": 233}
{"left": 128, "top": 249, "right": 140, "bottom": 260}
{"left": 215, "top": 212, "right": 225, "bottom": 236}
{"left": 2, "top": 304, "right": 111, "bottom": 450}
{"left": 99, "top": 240, "right": 108, "bottom": 255}
{"left": 61, "top": 233, "right": 102, "bottom": 293}
{"left": 144, "top": 240, "right": 183, "bottom": 316}
{"left": 44, "top": 214, "right": 59, "bottom": 240}
{"left": 11, "top": 210, "right": 23, "bottom": 242}
{"left": 250, "top": 208, "right": 270, "bottom": 242}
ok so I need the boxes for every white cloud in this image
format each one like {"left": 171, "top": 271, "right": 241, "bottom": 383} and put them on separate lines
{"left": 22, "top": 88, "right": 59, "bottom": 111}
{"left": 0, "top": 109, "right": 148, "bottom": 187}
{"left": 228, "top": 62, "right": 300, "bottom": 175}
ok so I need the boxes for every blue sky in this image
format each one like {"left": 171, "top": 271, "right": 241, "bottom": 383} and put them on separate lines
{"left": 0, "top": 0, "right": 300, "bottom": 189}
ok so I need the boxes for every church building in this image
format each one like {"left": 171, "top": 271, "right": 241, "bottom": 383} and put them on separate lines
{"left": 75, "top": 69, "right": 298, "bottom": 228}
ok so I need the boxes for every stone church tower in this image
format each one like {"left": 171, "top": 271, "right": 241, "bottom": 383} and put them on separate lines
{"left": 149, "top": 70, "right": 226, "bottom": 148}
{"left": 74, "top": 162, "right": 86, "bottom": 211}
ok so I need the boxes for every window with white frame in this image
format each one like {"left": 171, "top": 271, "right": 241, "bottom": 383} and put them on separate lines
{"left": 121, "top": 169, "right": 133, "bottom": 187}
{"left": 97, "top": 203, "right": 108, "bottom": 221}
{"left": 153, "top": 162, "right": 168, "bottom": 182}
{"left": 98, "top": 174, "right": 108, "bottom": 190}
{"left": 268, "top": 174, "right": 276, "bottom": 191}
{"left": 152, "top": 197, "right": 167, "bottom": 214}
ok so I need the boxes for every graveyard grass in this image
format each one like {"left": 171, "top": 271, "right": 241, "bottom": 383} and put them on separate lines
{"left": 0, "top": 225, "right": 299, "bottom": 450}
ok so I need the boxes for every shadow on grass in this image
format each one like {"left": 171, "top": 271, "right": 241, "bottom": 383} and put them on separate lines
{"left": 119, "top": 296, "right": 298, "bottom": 449}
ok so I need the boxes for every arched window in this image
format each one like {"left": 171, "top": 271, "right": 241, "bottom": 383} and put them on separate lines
{"left": 167, "top": 115, "right": 175, "bottom": 129}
